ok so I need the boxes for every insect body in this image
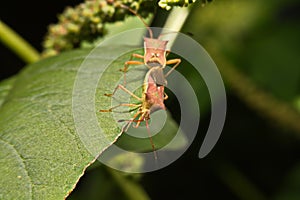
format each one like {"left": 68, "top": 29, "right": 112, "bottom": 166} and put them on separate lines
{"left": 117, "top": 4, "right": 182, "bottom": 84}
{"left": 100, "top": 66, "right": 168, "bottom": 159}
{"left": 101, "top": 2, "right": 181, "bottom": 159}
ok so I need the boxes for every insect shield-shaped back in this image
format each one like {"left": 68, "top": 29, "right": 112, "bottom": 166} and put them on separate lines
{"left": 150, "top": 67, "right": 167, "bottom": 87}
{"left": 144, "top": 38, "right": 168, "bottom": 68}
{"left": 145, "top": 68, "right": 166, "bottom": 114}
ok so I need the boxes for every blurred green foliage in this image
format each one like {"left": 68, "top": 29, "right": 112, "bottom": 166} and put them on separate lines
{"left": 179, "top": 0, "right": 300, "bottom": 199}
{"left": 70, "top": 0, "right": 300, "bottom": 199}
{"left": 184, "top": 0, "right": 300, "bottom": 100}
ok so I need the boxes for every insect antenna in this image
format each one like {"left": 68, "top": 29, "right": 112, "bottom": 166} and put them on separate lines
{"left": 120, "top": 4, "right": 153, "bottom": 38}
{"left": 117, "top": 118, "right": 142, "bottom": 123}
{"left": 157, "top": 30, "right": 179, "bottom": 40}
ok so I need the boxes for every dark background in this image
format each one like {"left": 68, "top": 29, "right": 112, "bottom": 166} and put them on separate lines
{"left": 0, "top": 0, "right": 81, "bottom": 81}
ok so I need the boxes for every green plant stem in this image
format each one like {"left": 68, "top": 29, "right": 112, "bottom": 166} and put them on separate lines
{"left": 163, "top": 6, "right": 189, "bottom": 31}
{"left": 0, "top": 20, "right": 40, "bottom": 63}
{"left": 207, "top": 45, "right": 300, "bottom": 136}
{"left": 107, "top": 168, "right": 150, "bottom": 200}
{"left": 215, "top": 161, "right": 267, "bottom": 200}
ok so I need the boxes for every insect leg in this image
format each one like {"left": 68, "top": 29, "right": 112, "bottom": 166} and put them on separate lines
{"left": 99, "top": 103, "right": 141, "bottom": 112}
{"left": 165, "top": 50, "right": 171, "bottom": 57}
{"left": 164, "top": 92, "right": 168, "bottom": 100}
{"left": 121, "top": 54, "right": 144, "bottom": 86}
{"left": 104, "top": 84, "right": 142, "bottom": 101}
{"left": 133, "top": 111, "right": 147, "bottom": 128}
{"left": 121, "top": 54, "right": 144, "bottom": 72}
{"left": 122, "top": 111, "right": 143, "bottom": 132}
{"left": 164, "top": 58, "right": 181, "bottom": 78}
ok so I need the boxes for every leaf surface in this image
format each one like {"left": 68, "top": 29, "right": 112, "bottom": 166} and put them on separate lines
{"left": 0, "top": 45, "right": 185, "bottom": 198}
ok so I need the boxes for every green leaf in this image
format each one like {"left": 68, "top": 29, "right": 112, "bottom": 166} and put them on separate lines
{"left": 0, "top": 76, "right": 15, "bottom": 108}
{"left": 0, "top": 49, "right": 96, "bottom": 199}
{"left": 0, "top": 44, "right": 184, "bottom": 198}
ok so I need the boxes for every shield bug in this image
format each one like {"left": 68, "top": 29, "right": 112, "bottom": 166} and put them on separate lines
{"left": 100, "top": 66, "right": 168, "bottom": 160}
{"left": 114, "top": 4, "right": 182, "bottom": 85}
